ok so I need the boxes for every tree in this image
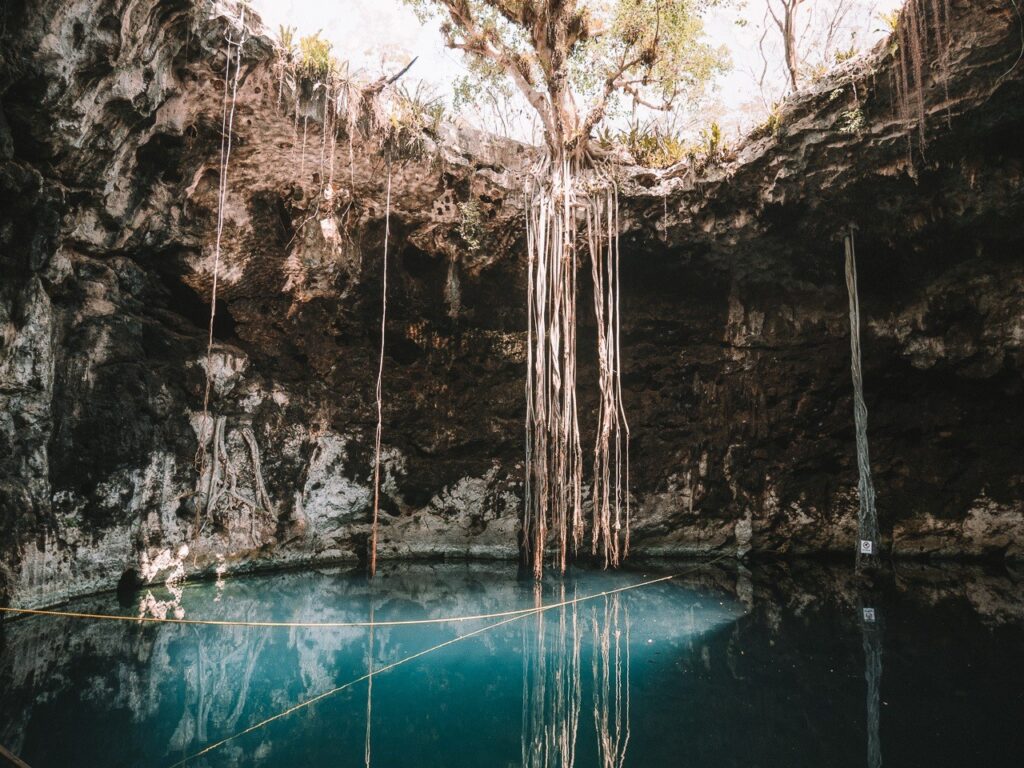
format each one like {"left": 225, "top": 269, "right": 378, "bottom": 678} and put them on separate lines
{"left": 406, "top": 1, "right": 726, "bottom": 158}
{"left": 405, "top": 1, "right": 726, "bottom": 577}
{"left": 760, "top": 0, "right": 872, "bottom": 98}
{"left": 766, "top": 0, "right": 805, "bottom": 93}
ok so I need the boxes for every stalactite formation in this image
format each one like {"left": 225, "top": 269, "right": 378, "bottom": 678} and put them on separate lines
{"left": 844, "top": 228, "right": 879, "bottom": 568}
{"left": 524, "top": 161, "right": 630, "bottom": 579}
{"left": 860, "top": 603, "right": 883, "bottom": 768}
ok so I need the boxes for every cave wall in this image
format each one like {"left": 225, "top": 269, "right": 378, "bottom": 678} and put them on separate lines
{"left": 0, "top": 0, "right": 1022, "bottom": 607}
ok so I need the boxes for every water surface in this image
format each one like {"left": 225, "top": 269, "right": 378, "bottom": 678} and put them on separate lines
{"left": 0, "top": 560, "right": 1021, "bottom": 767}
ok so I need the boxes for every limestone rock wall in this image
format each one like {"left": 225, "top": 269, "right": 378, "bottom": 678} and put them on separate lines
{"left": 0, "top": 0, "right": 1022, "bottom": 606}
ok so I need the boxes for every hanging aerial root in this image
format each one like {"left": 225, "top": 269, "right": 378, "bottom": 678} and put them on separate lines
{"left": 844, "top": 227, "right": 880, "bottom": 569}
{"left": 369, "top": 164, "right": 393, "bottom": 578}
{"left": 194, "top": 8, "right": 246, "bottom": 544}
{"left": 523, "top": 159, "right": 630, "bottom": 578}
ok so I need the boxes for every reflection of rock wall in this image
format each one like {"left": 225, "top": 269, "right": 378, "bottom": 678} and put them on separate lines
{"left": 1, "top": 0, "right": 1023, "bottom": 607}
{"left": 0, "top": 561, "right": 1020, "bottom": 767}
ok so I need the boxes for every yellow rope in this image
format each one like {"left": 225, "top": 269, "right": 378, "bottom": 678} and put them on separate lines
{"left": 169, "top": 611, "right": 531, "bottom": 767}
{"left": 0, "top": 571, "right": 693, "bottom": 630}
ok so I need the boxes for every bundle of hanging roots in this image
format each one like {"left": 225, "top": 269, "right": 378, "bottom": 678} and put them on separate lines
{"left": 523, "top": 155, "right": 631, "bottom": 579}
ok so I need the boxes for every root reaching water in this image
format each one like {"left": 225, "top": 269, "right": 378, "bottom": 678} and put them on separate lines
{"left": 585, "top": 184, "right": 631, "bottom": 568}
{"left": 592, "top": 595, "right": 630, "bottom": 768}
{"left": 369, "top": 165, "right": 393, "bottom": 578}
{"left": 844, "top": 228, "right": 879, "bottom": 568}
{"left": 524, "top": 159, "right": 630, "bottom": 578}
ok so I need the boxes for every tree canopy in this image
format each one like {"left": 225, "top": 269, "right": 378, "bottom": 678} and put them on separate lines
{"left": 404, "top": 0, "right": 729, "bottom": 156}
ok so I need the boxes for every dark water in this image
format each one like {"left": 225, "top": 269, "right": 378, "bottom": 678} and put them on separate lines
{"left": 0, "top": 560, "right": 1021, "bottom": 767}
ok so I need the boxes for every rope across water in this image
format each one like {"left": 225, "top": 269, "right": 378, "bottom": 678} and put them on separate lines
{"left": 0, "top": 556, "right": 731, "bottom": 767}
{"left": 167, "top": 555, "right": 730, "bottom": 765}
{"left": 0, "top": 568, "right": 699, "bottom": 629}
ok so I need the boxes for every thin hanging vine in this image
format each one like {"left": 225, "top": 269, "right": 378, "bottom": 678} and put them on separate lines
{"left": 369, "top": 164, "right": 393, "bottom": 578}
{"left": 403, "top": 0, "right": 723, "bottom": 576}
{"left": 843, "top": 227, "right": 879, "bottom": 569}
{"left": 194, "top": 9, "right": 246, "bottom": 544}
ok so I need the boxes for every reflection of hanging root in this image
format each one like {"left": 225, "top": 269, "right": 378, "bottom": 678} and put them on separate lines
{"left": 592, "top": 595, "right": 630, "bottom": 768}
{"left": 522, "top": 584, "right": 581, "bottom": 768}
{"left": 860, "top": 606, "right": 883, "bottom": 768}
{"left": 365, "top": 601, "right": 375, "bottom": 768}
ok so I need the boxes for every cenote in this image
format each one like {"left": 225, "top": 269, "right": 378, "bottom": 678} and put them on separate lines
{"left": 3, "top": 0, "right": 1024, "bottom": 766}
{"left": 2, "top": 561, "right": 1023, "bottom": 767}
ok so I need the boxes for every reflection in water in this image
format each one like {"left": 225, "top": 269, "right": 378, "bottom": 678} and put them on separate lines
{"left": 366, "top": 600, "right": 375, "bottom": 768}
{"left": 861, "top": 602, "right": 883, "bottom": 768}
{"left": 591, "top": 596, "right": 629, "bottom": 768}
{"left": 1, "top": 562, "right": 1021, "bottom": 768}
{"left": 522, "top": 585, "right": 583, "bottom": 768}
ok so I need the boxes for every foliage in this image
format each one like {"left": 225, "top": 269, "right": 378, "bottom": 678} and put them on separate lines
{"left": 402, "top": 0, "right": 731, "bottom": 155}
{"left": 751, "top": 101, "right": 784, "bottom": 140}
{"left": 879, "top": 9, "right": 900, "bottom": 34}
{"left": 834, "top": 44, "right": 858, "bottom": 64}
{"left": 838, "top": 105, "right": 864, "bottom": 134}
{"left": 384, "top": 82, "right": 448, "bottom": 158}
{"left": 596, "top": 119, "right": 691, "bottom": 168}
{"left": 276, "top": 24, "right": 297, "bottom": 60}
{"left": 297, "top": 32, "right": 336, "bottom": 81}
{"left": 391, "top": 82, "right": 447, "bottom": 134}
{"left": 806, "top": 61, "right": 830, "bottom": 83}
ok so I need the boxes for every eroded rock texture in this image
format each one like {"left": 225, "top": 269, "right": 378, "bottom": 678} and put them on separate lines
{"left": 1, "top": 0, "right": 1022, "bottom": 606}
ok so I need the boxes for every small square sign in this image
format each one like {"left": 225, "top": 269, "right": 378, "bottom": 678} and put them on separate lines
{"left": 860, "top": 539, "right": 874, "bottom": 555}
{"left": 863, "top": 607, "right": 876, "bottom": 622}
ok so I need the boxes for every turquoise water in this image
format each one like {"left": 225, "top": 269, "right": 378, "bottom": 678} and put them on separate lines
{"left": 0, "top": 561, "right": 1021, "bottom": 767}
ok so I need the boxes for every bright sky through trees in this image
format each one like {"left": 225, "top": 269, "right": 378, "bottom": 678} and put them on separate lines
{"left": 250, "top": 0, "right": 903, "bottom": 142}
